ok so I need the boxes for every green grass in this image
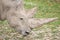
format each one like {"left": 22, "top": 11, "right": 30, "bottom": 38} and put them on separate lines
{"left": 25, "top": 0, "right": 60, "bottom": 25}
{"left": 24, "top": 0, "right": 60, "bottom": 40}
{"left": 0, "top": 0, "right": 60, "bottom": 40}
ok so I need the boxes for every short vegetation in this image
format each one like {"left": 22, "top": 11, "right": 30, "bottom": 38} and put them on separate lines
{"left": 0, "top": 0, "right": 60, "bottom": 40}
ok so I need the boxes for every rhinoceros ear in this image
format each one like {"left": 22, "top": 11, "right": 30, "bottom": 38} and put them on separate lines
{"left": 28, "top": 18, "right": 58, "bottom": 28}
{"left": 27, "top": 7, "right": 37, "bottom": 18}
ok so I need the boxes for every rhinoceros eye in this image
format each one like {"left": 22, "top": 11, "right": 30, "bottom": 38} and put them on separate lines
{"left": 20, "top": 18, "right": 23, "bottom": 20}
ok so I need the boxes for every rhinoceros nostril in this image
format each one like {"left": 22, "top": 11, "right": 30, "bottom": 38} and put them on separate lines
{"left": 25, "top": 32, "right": 29, "bottom": 35}
{"left": 23, "top": 32, "right": 29, "bottom": 36}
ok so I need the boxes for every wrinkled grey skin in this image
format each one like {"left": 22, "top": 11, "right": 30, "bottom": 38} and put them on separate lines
{"left": 0, "top": 0, "right": 31, "bottom": 36}
{"left": 0, "top": 0, "right": 57, "bottom": 36}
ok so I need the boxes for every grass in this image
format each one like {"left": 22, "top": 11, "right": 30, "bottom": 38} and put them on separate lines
{"left": 0, "top": 0, "right": 60, "bottom": 40}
